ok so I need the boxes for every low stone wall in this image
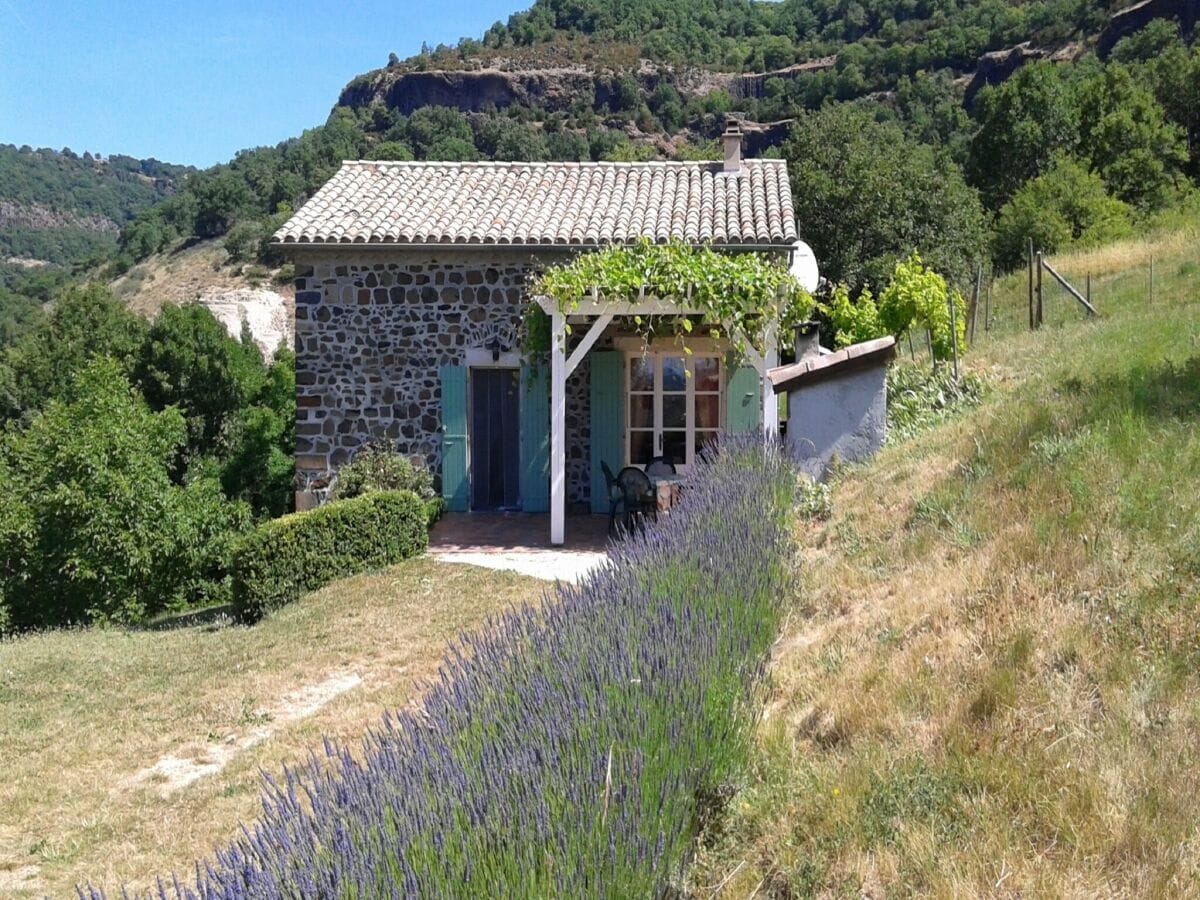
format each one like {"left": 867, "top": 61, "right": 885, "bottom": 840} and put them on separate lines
{"left": 291, "top": 248, "right": 592, "bottom": 507}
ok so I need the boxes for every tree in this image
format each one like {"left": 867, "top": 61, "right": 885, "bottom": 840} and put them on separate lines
{"left": 0, "top": 358, "right": 247, "bottom": 628}
{"left": 992, "top": 157, "right": 1133, "bottom": 270}
{"left": 649, "top": 82, "right": 686, "bottom": 133}
{"left": 894, "top": 70, "right": 972, "bottom": 165}
{"left": 968, "top": 63, "right": 1082, "bottom": 209}
{"left": 492, "top": 123, "right": 550, "bottom": 161}
{"left": 1075, "top": 62, "right": 1187, "bottom": 209}
{"left": 367, "top": 141, "right": 415, "bottom": 161}
{"left": 406, "top": 106, "right": 475, "bottom": 158}
{"left": 191, "top": 170, "right": 256, "bottom": 237}
{"left": 547, "top": 130, "right": 590, "bottom": 161}
{"left": 426, "top": 137, "right": 481, "bottom": 161}
{"left": 1139, "top": 43, "right": 1200, "bottom": 178}
{"left": 783, "top": 103, "right": 986, "bottom": 291}
{"left": 1, "top": 283, "right": 147, "bottom": 420}
{"left": 135, "top": 303, "right": 265, "bottom": 460}
{"left": 119, "top": 215, "right": 167, "bottom": 261}
{"left": 220, "top": 348, "right": 296, "bottom": 519}
{"left": 223, "top": 219, "right": 266, "bottom": 263}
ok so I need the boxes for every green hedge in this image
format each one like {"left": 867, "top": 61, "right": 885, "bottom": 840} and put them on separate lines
{"left": 231, "top": 490, "right": 428, "bottom": 622}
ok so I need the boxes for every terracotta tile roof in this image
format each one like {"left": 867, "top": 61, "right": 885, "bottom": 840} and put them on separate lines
{"left": 768, "top": 336, "right": 897, "bottom": 394}
{"left": 273, "top": 160, "right": 797, "bottom": 248}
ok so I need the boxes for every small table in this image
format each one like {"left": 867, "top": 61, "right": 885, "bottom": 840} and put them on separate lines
{"left": 647, "top": 473, "right": 684, "bottom": 514}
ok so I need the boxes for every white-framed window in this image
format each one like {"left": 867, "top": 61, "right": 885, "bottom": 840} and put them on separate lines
{"left": 626, "top": 351, "right": 722, "bottom": 470}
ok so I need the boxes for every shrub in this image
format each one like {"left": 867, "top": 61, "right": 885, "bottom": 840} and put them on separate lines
{"left": 329, "top": 441, "right": 435, "bottom": 501}
{"left": 887, "top": 362, "right": 984, "bottom": 443}
{"left": 0, "top": 359, "right": 247, "bottom": 628}
{"left": 83, "top": 436, "right": 798, "bottom": 897}
{"left": 878, "top": 254, "right": 967, "bottom": 363}
{"left": 816, "top": 283, "right": 888, "bottom": 348}
{"left": 223, "top": 220, "right": 266, "bottom": 264}
{"left": 992, "top": 157, "right": 1134, "bottom": 271}
{"left": 796, "top": 476, "right": 833, "bottom": 520}
{"left": 424, "top": 496, "right": 446, "bottom": 528}
{"left": 231, "top": 490, "right": 429, "bottom": 621}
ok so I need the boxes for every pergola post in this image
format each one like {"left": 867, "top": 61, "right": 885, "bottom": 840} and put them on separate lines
{"left": 762, "top": 322, "right": 779, "bottom": 436}
{"left": 550, "top": 309, "right": 567, "bottom": 546}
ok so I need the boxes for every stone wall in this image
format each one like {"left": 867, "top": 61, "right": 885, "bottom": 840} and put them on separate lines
{"left": 291, "top": 249, "right": 592, "bottom": 508}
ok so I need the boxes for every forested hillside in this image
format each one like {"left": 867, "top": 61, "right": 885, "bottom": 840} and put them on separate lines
{"left": 0, "top": 145, "right": 188, "bottom": 263}
{"left": 97, "top": 1, "right": 1197, "bottom": 301}
{"left": 1, "top": 0, "right": 1198, "bottom": 410}
{"left": 0, "top": 145, "right": 190, "bottom": 341}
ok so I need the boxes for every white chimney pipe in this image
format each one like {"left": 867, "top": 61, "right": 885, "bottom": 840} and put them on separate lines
{"left": 722, "top": 120, "right": 743, "bottom": 174}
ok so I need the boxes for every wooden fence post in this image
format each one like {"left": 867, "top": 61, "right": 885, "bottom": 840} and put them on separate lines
{"left": 1036, "top": 251, "right": 1044, "bottom": 328}
{"left": 1028, "top": 238, "right": 1035, "bottom": 330}
{"left": 969, "top": 262, "right": 981, "bottom": 344}
{"left": 984, "top": 279, "right": 992, "bottom": 333}
{"left": 948, "top": 294, "right": 960, "bottom": 381}
{"left": 1086, "top": 272, "right": 1091, "bottom": 311}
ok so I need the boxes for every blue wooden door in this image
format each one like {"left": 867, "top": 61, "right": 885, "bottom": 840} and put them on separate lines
{"left": 470, "top": 368, "right": 521, "bottom": 510}
{"left": 519, "top": 364, "right": 550, "bottom": 512}
{"left": 590, "top": 352, "right": 625, "bottom": 513}
{"left": 439, "top": 365, "right": 469, "bottom": 512}
{"left": 726, "top": 365, "right": 761, "bottom": 434}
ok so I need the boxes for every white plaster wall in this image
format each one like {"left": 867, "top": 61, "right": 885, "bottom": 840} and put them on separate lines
{"left": 785, "top": 365, "right": 888, "bottom": 479}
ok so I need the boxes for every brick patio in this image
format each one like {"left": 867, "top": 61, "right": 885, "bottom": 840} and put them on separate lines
{"left": 428, "top": 513, "right": 612, "bottom": 583}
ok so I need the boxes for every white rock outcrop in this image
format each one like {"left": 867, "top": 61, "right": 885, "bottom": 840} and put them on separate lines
{"left": 198, "top": 287, "right": 294, "bottom": 359}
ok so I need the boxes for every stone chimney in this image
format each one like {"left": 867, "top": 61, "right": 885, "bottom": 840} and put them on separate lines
{"left": 722, "top": 119, "right": 743, "bottom": 174}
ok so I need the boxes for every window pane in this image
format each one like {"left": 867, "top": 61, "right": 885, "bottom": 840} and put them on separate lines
{"left": 629, "top": 394, "right": 654, "bottom": 428}
{"left": 663, "top": 431, "right": 686, "bottom": 465}
{"left": 695, "top": 395, "right": 719, "bottom": 429}
{"left": 630, "top": 430, "right": 655, "bottom": 465}
{"left": 694, "top": 357, "right": 720, "bottom": 392}
{"left": 662, "top": 357, "right": 686, "bottom": 392}
{"left": 694, "top": 430, "right": 719, "bottom": 457}
{"left": 663, "top": 395, "right": 686, "bottom": 429}
{"left": 630, "top": 357, "right": 653, "bottom": 392}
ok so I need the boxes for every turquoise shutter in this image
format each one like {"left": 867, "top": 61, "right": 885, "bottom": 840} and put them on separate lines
{"left": 439, "top": 365, "right": 469, "bottom": 512}
{"left": 726, "top": 366, "right": 761, "bottom": 434}
{"left": 589, "top": 352, "right": 625, "bottom": 514}
{"left": 519, "top": 364, "right": 550, "bottom": 512}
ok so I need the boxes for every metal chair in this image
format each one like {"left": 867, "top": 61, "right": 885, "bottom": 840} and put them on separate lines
{"left": 616, "top": 466, "right": 657, "bottom": 530}
{"left": 601, "top": 461, "right": 626, "bottom": 536}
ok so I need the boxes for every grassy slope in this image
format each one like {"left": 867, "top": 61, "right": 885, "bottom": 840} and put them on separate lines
{"left": 0, "top": 559, "right": 543, "bottom": 898}
{"left": 692, "top": 221, "right": 1200, "bottom": 898}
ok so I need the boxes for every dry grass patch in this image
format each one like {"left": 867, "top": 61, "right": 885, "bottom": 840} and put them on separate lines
{"left": 0, "top": 558, "right": 542, "bottom": 897}
{"left": 689, "top": 218, "right": 1200, "bottom": 898}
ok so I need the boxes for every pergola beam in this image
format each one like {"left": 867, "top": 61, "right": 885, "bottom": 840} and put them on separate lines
{"left": 566, "top": 312, "right": 613, "bottom": 376}
{"left": 535, "top": 295, "right": 704, "bottom": 318}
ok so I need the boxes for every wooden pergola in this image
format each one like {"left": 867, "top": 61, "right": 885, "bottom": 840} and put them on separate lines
{"left": 535, "top": 292, "right": 780, "bottom": 545}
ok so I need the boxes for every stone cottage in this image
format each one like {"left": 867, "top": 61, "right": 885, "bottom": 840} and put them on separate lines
{"left": 273, "top": 127, "right": 808, "bottom": 539}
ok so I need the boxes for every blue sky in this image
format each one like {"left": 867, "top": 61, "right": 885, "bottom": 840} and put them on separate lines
{"left": 0, "top": 1, "right": 521, "bottom": 167}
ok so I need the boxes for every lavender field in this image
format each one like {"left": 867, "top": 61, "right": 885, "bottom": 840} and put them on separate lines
{"left": 83, "top": 436, "right": 797, "bottom": 898}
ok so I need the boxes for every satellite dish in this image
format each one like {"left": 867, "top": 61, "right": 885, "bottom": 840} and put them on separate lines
{"left": 789, "top": 240, "right": 820, "bottom": 293}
